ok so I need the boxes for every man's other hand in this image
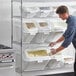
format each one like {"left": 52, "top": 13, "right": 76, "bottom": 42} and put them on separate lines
{"left": 50, "top": 48, "right": 57, "bottom": 55}
{"left": 49, "top": 42, "right": 56, "bottom": 47}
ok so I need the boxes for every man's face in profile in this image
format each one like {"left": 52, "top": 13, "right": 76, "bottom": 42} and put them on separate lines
{"left": 58, "top": 13, "right": 68, "bottom": 20}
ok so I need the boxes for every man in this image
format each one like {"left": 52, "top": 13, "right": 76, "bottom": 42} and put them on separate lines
{"left": 49, "top": 5, "right": 76, "bottom": 75}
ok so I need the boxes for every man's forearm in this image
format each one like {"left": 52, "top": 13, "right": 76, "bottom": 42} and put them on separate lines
{"left": 56, "top": 36, "right": 65, "bottom": 43}
{"left": 56, "top": 46, "right": 65, "bottom": 53}
{"left": 51, "top": 46, "right": 65, "bottom": 55}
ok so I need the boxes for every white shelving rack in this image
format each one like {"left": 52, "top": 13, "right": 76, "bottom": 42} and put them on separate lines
{"left": 12, "top": 0, "right": 76, "bottom": 76}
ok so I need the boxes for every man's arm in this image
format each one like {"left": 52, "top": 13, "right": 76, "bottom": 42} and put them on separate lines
{"left": 50, "top": 36, "right": 65, "bottom": 54}
{"left": 51, "top": 20, "right": 76, "bottom": 55}
{"left": 49, "top": 35, "right": 64, "bottom": 47}
{"left": 51, "top": 46, "right": 64, "bottom": 55}
{"left": 55, "top": 36, "right": 65, "bottom": 43}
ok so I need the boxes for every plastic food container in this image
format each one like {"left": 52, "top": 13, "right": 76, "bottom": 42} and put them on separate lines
{"left": 22, "top": 7, "right": 40, "bottom": 18}
{"left": 31, "top": 33, "right": 49, "bottom": 43}
{"left": 22, "top": 21, "right": 38, "bottom": 43}
{"left": 36, "top": 7, "right": 52, "bottom": 17}
{"left": 63, "top": 57, "right": 74, "bottom": 64}
{"left": 24, "top": 60, "right": 49, "bottom": 71}
{"left": 25, "top": 7, "right": 40, "bottom": 13}
{"left": 23, "top": 22, "right": 38, "bottom": 34}
{"left": 15, "top": 20, "right": 38, "bottom": 43}
{"left": 47, "top": 59, "right": 64, "bottom": 69}
{"left": 38, "top": 21, "right": 51, "bottom": 34}
{"left": 23, "top": 47, "right": 51, "bottom": 62}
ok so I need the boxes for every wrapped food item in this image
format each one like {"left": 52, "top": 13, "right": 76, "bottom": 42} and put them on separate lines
{"left": 63, "top": 57, "right": 74, "bottom": 64}
{"left": 26, "top": 23, "right": 36, "bottom": 29}
{"left": 39, "top": 22, "right": 48, "bottom": 27}
{"left": 64, "top": 58, "right": 73, "bottom": 62}
{"left": 27, "top": 50, "right": 48, "bottom": 57}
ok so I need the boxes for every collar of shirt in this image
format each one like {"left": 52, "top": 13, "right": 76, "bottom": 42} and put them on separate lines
{"left": 66, "top": 15, "right": 72, "bottom": 23}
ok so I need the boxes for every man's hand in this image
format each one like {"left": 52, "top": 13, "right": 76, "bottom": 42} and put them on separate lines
{"left": 50, "top": 48, "right": 57, "bottom": 55}
{"left": 50, "top": 46, "right": 65, "bottom": 55}
{"left": 49, "top": 36, "right": 64, "bottom": 47}
{"left": 49, "top": 42, "right": 57, "bottom": 47}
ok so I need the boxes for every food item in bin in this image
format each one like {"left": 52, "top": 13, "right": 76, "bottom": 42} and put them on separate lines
{"left": 26, "top": 23, "right": 35, "bottom": 29}
{"left": 39, "top": 22, "right": 48, "bottom": 27}
{"left": 27, "top": 50, "right": 48, "bottom": 57}
{"left": 40, "top": 7, "right": 50, "bottom": 10}
{"left": 64, "top": 58, "right": 73, "bottom": 61}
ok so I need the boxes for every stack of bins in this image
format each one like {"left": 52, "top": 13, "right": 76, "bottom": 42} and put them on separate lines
{"left": 31, "top": 20, "right": 51, "bottom": 43}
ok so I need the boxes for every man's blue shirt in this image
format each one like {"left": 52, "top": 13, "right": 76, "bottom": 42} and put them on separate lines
{"left": 61, "top": 15, "right": 76, "bottom": 49}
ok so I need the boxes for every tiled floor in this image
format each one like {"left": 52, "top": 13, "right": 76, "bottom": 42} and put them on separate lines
{"left": 0, "top": 66, "right": 74, "bottom": 76}
{"left": 40, "top": 72, "right": 74, "bottom": 76}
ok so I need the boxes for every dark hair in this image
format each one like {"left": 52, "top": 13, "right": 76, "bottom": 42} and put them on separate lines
{"left": 56, "top": 5, "right": 69, "bottom": 14}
